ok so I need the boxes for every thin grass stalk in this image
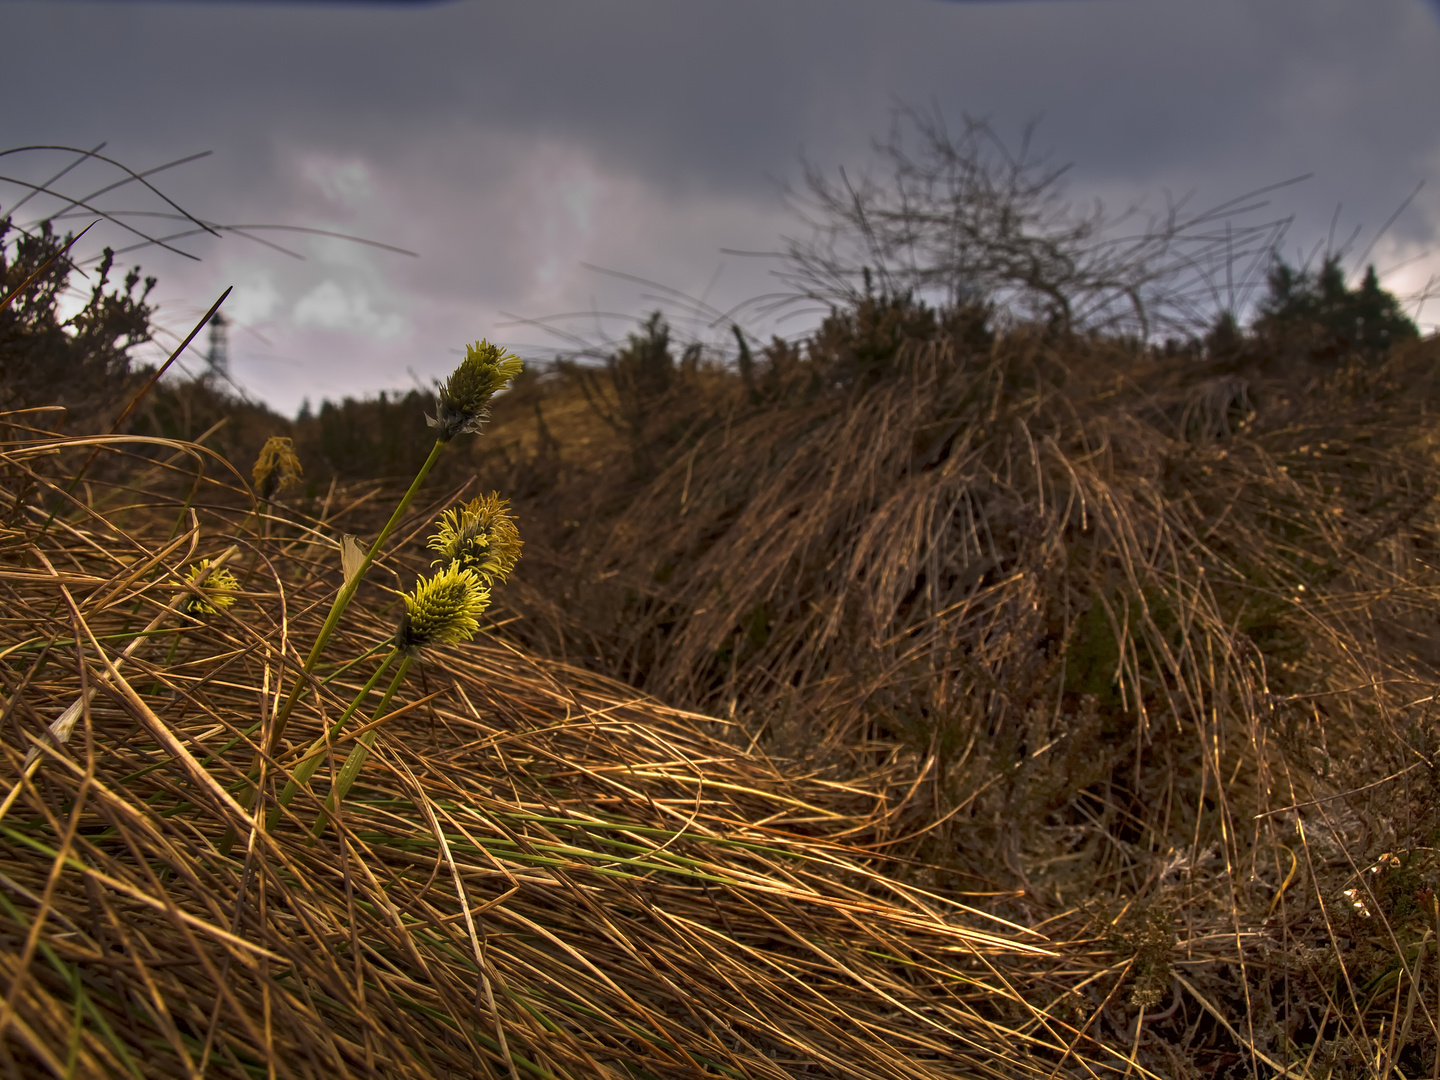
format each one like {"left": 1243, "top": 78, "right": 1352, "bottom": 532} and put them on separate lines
{"left": 263, "top": 437, "right": 444, "bottom": 754}
{"left": 267, "top": 647, "right": 401, "bottom": 829}
{"left": 311, "top": 653, "right": 415, "bottom": 837}
{"left": 222, "top": 438, "right": 445, "bottom": 853}
{"left": 0, "top": 544, "right": 239, "bottom": 825}
{"left": 0, "top": 221, "right": 97, "bottom": 316}
{"left": 38, "top": 288, "right": 233, "bottom": 539}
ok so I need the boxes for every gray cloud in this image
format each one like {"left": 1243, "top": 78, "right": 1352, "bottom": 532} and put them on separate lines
{"left": 3, "top": 0, "right": 1437, "bottom": 412}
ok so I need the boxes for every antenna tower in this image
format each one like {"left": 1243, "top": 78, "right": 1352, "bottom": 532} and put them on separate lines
{"left": 205, "top": 312, "right": 230, "bottom": 380}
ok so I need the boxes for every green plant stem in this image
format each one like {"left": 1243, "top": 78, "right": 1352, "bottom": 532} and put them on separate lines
{"left": 311, "top": 653, "right": 415, "bottom": 838}
{"left": 263, "top": 438, "right": 444, "bottom": 758}
{"left": 267, "top": 649, "right": 399, "bottom": 830}
{"left": 319, "top": 638, "right": 395, "bottom": 682}
{"left": 222, "top": 438, "right": 445, "bottom": 856}
{"left": 145, "top": 629, "right": 185, "bottom": 697}
{"left": 7, "top": 628, "right": 175, "bottom": 654}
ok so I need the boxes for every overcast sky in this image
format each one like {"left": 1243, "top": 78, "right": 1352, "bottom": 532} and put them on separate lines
{"left": 5, "top": 0, "right": 1440, "bottom": 415}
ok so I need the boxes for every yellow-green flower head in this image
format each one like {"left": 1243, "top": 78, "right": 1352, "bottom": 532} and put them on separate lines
{"left": 427, "top": 493, "right": 523, "bottom": 585}
{"left": 178, "top": 559, "right": 240, "bottom": 617}
{"left": 426, "top": 340, "right": 524, "bottom": 441}
{"left": 396, "top": 564, "right": 490, "bottom": 653}
{"left": 252, "top": 436, "right": 303, "bottom": 501}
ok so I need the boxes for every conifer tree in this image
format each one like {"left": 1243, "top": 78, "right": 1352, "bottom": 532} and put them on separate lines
{"left": 1252, "top": 253, "right": 1418, "bottom": 360}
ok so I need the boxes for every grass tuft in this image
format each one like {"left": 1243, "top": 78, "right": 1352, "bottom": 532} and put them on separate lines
{"left": 0, "top": 410, "right": 1106, "bottom": 1078}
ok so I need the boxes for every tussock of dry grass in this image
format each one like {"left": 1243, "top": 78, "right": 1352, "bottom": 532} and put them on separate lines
{"left": 11, "top": 322, "right": 1440, "bottom": 1077}
{"left": 483, "top": 329, "right": 1440, "bottom": 1076}
{"left": 0, "top": 412, "right": 1144, "bottom": 1078}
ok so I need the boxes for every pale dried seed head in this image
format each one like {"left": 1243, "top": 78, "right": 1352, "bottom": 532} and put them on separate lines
{"left": 252, "top": 436, "right": 303, "bottom": 500}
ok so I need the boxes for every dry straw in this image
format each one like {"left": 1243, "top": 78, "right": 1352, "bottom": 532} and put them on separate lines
{"left": 0, "top": 386, "right": 1123, "bottom": 1078}
{"left": 488, "top": 323, "right": 1440, "bottom": 1077}
{"left": 12, "top": 325, "right": 1440, "bottom": 1077}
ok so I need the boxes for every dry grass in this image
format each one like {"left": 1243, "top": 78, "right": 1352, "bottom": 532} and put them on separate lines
{"left": 0, "top": 408, "right": 1145, "bottom": 1079}
{"left": 14, "top": 132, "right": 1440, "bottom": 1075}
{"left": 11, "top": 321, "right": 1440, "bottom": 1077}
{"left": 479, "top": 327, "right": 1440, "bottom": 1077}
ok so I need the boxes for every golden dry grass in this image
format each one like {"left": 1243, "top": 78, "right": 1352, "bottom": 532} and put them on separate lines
{"left": 476, "top": 328, "right": 1440, "bottom": 1077}
{"left": 10, "top": 321, "right": 1440, "bottom": 1077}
{"left": 0, "top": 408, "right": 1133, "bottom": 1079}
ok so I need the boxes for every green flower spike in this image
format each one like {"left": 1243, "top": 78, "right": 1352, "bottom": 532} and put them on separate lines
{"left": 178, "top": 559, "right": 240, "bottom": 617}
{"left": 252, "top": 435, "right": 303, "bottom": 500}
{"left": 395, "top": 563, "right": 490, "bottom": 653}
{"left": 426, "top": 340, "right": 524, "bottom": 441}
{"left": 427, "top": 493, "right": 523, "bottom": 585}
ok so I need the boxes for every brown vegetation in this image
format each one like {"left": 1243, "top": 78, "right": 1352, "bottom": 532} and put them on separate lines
{"left": 0, "top": 409, "right": 1112, "bottom": 1079}
{"left": 470, "top": 313, "right": 1440, "bottom": 1078}
{"left": 8, "top": 128, "right": 1440, "bottom": 1076}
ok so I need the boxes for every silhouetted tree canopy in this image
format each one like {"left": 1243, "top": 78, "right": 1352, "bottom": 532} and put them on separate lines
{"left": 0, "top": 216, "right": 156, "bottom": 420}
{"left": 1252, "top": 254, "right": 1418, "bottom": 360}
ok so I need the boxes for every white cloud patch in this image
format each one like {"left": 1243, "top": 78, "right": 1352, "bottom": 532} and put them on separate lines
{"left": 300, "top": 155, "right": 374, "bottom": 211}
{"left": 226, "top": 271, "right": 283, "bottom": 326}
{"left": 292, "top": 279, "right": 406, "bottom": 339}
{"left": 1365, "top": 232, "right": 1440, "bottom": 333}
{"left": 493, "top": 142, "right": 605, "bottom": 290}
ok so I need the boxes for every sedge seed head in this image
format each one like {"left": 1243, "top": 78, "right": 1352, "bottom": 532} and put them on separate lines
{"left": 396, "top": 564, "right": 490, "bottom": 653}
{"left": 178, "top": 559, "right": 240, "bottom": 617}
{"left": 426, "top": 340, "right": 524, "bottom": 441}
{"left": 427, "top": 493, "right": 523, "bottom": 585}
{"left": 252, "top": 436, "right": 303, "bottom": 500}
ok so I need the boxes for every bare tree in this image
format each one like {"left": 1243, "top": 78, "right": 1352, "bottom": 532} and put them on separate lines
{"left": 763, "top": 104, "right": 1307, "bottom": 342}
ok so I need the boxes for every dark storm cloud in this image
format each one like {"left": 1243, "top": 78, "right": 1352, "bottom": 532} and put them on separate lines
{"left": 2, "top": 0, "right": 1437, "bottom": 412}
{"left": 10, "top": 0, "right": 854, "bottom": 196}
